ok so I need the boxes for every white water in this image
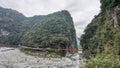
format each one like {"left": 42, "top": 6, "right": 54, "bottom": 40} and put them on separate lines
{"left": 76, "top": 37, "right": 81, "bottom": 49}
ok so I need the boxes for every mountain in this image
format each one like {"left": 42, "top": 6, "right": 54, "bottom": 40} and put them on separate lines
{"left": 81, "top": 0, "right": 120, "bottom": 67}
{"left": 0, "top": 7, "right": 77, "bottom": 56}
{"left": 80, "top": 0, "right": 120, "bottom": 57}
{"left": 0, "top": 7, "right": 39, "bottom": 45}
{"left": 0, "top": 7, "right": 29, "bottom": 45}
{"left": 21, "top": 10, "right": 77, "bottom": 56}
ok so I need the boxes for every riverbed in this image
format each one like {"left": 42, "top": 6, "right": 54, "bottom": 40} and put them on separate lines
{"left": 0, "top": 47, "right": 81, "bottom": 68}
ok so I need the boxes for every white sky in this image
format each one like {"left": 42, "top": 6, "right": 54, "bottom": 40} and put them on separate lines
{"left": 0, "top": 0, "right": 101, "bottom": 37}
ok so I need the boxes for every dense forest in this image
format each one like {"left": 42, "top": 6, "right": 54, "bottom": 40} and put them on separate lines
{"left": 80, "top": 0, "right": 120, "bottom": 67}
{"left": 0, "top": 7, "right": 77, "bottom": 56}
{"left": 21, "top": 10, "right": 77, "bottom": 56}
{"left": 0, "top": 7, "right": 29, "bottom": 45}
{"left": 0, "top": 7, "right": 44, "bottom": 45}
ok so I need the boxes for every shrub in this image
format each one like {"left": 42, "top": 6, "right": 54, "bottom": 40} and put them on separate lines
{"left": 85, "top": 54, "right": 120, "bottom": 68}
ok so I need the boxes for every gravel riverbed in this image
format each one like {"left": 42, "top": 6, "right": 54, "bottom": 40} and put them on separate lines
{"left": 0, "top": 47, "right": 80, "bottom": 68}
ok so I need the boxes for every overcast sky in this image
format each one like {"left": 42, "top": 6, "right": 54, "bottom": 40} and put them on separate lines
{"left": 0, "top": 0, "right": 101, "bottom": 37}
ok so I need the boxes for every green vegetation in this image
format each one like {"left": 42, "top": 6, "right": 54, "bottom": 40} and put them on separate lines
{"left": 21, "top": 10, "right": 77, "bottom": 56}
{"left": 100, "top": 0, "right": 120, "bottom": 11}
{"left": 81, "top": 0, "right": 120, "bottom": 68}
{"left": 0, "top": 7, "right": 46, "bottom": 45}
{"left": 85, "top": 54, "right": 120, "bottom": 68}
{"left": 0, "top": 7, "right": 76, "bottom": 56}
{"left": 20, "top": 48, "right": 61, "bottom": 58}
{"left": 0, "top": 7, "right": 29, "bottom": 45}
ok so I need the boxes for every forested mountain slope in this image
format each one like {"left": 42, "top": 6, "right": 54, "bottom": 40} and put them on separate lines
{"left": 80, "top": 0, "right": 120, "bottom": 67}
{"left": 0, "top": 7, "right": 77, "bottom": 56}
{"left": 21, "top": 10, "right": 77, "bottom": 55}
{"left": 81, "top": 0, "right": 120, "bottom": 56}
{"left": 0, "top": 7, "right": 29, "bottom": 45}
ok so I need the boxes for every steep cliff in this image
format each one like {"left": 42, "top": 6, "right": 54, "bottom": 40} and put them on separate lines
{"left": 81, "top": 0, "right": 120, "bottom": 67}
{"left": 81, "top": 0, "right": 120, "bottom": 57}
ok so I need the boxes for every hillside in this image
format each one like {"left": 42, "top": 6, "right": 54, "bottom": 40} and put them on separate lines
{"left": 0, "top": 7, "right": 77, "bottom": 56}
{"left": 0, "top": 7, "right": 29, "bottom": 45}
{"left": 80, "top": 0, "right": 120, "bottom": 67}
{"left": 21, "top": 10, "right": 77, "bottom": 56}
{"left": 81, "top": 0, "right": 120, "bottom": 57}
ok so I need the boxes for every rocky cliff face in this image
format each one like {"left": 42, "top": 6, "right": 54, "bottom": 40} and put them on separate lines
{"left": 80, "top": 0, "right": 120, "bottom": 57}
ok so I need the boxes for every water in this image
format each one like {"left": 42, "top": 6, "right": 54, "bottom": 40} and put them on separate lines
{"left": 76, "top": 37, "right": 81, "bottom": 49}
